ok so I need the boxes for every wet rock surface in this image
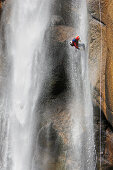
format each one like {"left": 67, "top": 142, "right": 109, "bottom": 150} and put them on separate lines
{"left": 87, "top": 0, "right": 107, "bottom": 118}
{"left": 37, "top": 110, "right": 72, "bottom": 170}
{"left": 88, "top": 1, "right": 113, "bottom": 167}
{"left": 105, "top": 128, "right": 113, "bottom": 166}
{"left": 105, "top": 0, "right": 113, "bottom": 126}
{"left": 94, "top": 107, "right": 113, "bottom": 170}
{"left": 88, "top": 0, "right": 113, "bottom": 128}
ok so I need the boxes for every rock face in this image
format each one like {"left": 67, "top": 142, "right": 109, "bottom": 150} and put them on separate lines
{"left": 105, "top": 0, "right": 113, "bottom": 126}
{"left": 50, "top": 0, "right": 113, "bottom": 128}
{"left": 49, "top": 0, "right": 113, "bottom": 128}
{"left": 88, "top": 0, "right": 113, "bottom": 127}
{"left": 105, "top": 128, "right": 113, "bottom": 165}
{"left": 44, "top": 0, "right": 113, "bottom": 129}
{"left": 87, "top": 0, "right": 107, "bottom": 116}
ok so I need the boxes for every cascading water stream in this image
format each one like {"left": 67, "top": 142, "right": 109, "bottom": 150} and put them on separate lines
{"left": 0, "top": 0, "right": 52, "bottom": 169}
{"left": 68, "top": 0, "right": 95, "bottom": 169}
{"left": 0, "top": 0, "right": 96, "bottom": 169}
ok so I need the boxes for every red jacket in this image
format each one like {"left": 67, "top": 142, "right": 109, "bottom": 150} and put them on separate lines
{"left": 73, "top": 42, "right": 78, "bottom": 49}
{"left": 72, "top": 36, "right": 80, "bottom": 49}
{"left": 72, "top": 38, "right": 79, "bottom": 49}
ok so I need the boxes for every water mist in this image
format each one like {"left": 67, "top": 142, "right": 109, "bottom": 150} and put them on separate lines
{"left": 68, "top": 0, "right": 95, "bottom": 169}
{"left": 0, "top": 0, "right": 51, "bottom": 169}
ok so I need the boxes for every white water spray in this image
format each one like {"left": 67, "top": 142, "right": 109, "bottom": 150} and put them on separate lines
{"left": 0, "top": 0, "right": 51, "bottom": 169}
{"left": 0, "top": 0, "right": 96, "bottom": 169}
{"left": 69, "top": 0, "right": 95, "bottom": 169}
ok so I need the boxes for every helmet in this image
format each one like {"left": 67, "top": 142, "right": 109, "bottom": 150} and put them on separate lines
{"left": 70, "top": 41, "right": 72, "bottom": 45}
{"left": 76, "top": 36, "right": 80, "bottom": 40}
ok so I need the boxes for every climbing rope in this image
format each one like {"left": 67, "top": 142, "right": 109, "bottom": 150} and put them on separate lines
{"left": 99, "top": 0, "right": 102, "bottom": 168}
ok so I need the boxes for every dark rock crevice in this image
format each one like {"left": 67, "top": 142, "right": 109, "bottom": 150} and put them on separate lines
{"left": 91, "top": 15, "right": 106, "bottom": 26}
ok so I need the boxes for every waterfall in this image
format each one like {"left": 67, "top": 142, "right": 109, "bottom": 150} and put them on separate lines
{"left": 68, "top": 0, "right": 96, "bottom": 169}
{"left": 0, "top": 0, "right": 96, "bottom": 169}
{"left": 0, "top": 0, "right": 51, "bottom": 169}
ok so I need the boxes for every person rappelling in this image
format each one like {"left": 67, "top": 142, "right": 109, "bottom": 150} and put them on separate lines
{"left": 69, "top": 36, "right": 85, "bottom": 50}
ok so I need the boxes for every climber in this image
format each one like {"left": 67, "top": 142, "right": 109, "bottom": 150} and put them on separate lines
{"left": 69, "top": 36, "right": 85, "bottom": 50}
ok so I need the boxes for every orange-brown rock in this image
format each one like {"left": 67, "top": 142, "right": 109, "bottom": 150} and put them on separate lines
{"left": 88, "top": 16, "right": 107, "bottom": 115}
{"left": 0, "top": 2, "right": 2, "bottom": 9}
{"left": 105, "top": 128, "right": 113, "bottom": 165}
{"left": 87, "top": 0, "right": 113, "bottom": 127}
{"left": 87, "top": 0, "right": 107, "bottom": 115}
{"left": 105, "top": 0, "right": 113, "bottom": 126}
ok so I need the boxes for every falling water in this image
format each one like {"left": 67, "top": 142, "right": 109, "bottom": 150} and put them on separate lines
{"left": 0, "top": 0, "right": 96, "bottom": 169}
{"left": 0, "top": 0, "right": 51, "bottom": 169}
{"left": 68, "top": 0, "right": 95, "bottom": 169}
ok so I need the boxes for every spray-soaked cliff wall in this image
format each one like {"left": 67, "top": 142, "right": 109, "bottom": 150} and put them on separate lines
{"left": 0, "top": 0, "right": 113, "bottom": 168}
{"left": 87, "top": 0, "right": 113, "bottom": 127}
{"left": 88, "top": 1, "right": 113, "bottom": 166}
